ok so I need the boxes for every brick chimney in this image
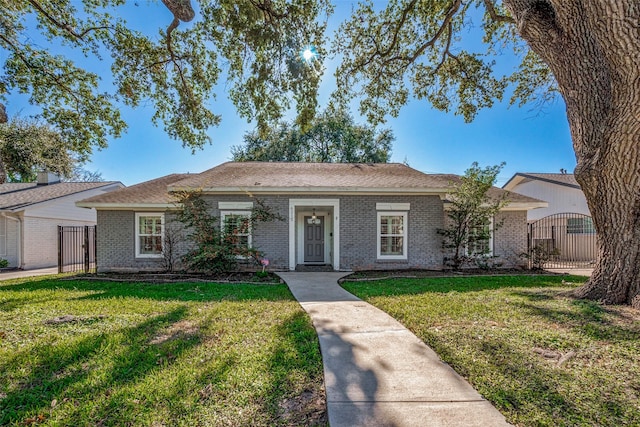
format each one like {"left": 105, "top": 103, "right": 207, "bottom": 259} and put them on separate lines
{"left": 37, "top": 171, "right": 61, "bottom": 185}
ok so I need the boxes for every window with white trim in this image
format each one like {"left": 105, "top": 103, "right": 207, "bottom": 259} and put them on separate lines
{"left": 377, "top": 211, "right": 408, "bottom": 259}
{"left": 221, "top": 211, "right": 252, "bottom": 251}
{"left": 468, "top": 218, "right": 493, "bottom": 256}
{"left": 135, "top": 213, "right": 164, "bottom": 258}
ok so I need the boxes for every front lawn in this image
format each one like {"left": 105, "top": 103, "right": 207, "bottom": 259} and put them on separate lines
{"left": 342, "top": 275, "right": 640, "bottom": 427}
{"left": 0, "top": 276, "right": 325, "bottom": 426}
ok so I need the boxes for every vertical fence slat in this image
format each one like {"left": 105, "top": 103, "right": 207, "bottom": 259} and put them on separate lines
{"left": 58, "top": 225, "right": 97, "bottom": 274}
{"left": 528, "top": 213, "right": 597, "bottom": 269}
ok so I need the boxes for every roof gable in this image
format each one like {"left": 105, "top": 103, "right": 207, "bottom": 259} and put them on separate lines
{"left": 77, "top": 174, "right": 192, "bottom": 207}
{"left": 503, "top": 173, "right": 580, "bottom": 191}
{"left": 0, "top": 181, "right": 122, "bottom": 211}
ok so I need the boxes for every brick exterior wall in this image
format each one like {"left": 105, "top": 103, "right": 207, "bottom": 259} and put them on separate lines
{"left": 494, "top": 211, "right": 528, "bottom": 267}
{"left": 441, "top": 210, "right": 528, "bottom": 268}
{"left": 96, "top": 195, "right": 528, "bottom": 272}
{"left": 339, "top": 195, "right": 444, "bottom": 271}
{"left": 97, "top": 210, "right": 179, "bottom": 272}
{"left": 200, "top": 194, "right": 290, "bottom": 270}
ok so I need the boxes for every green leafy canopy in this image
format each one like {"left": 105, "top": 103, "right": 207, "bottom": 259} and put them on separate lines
{"left": 2, "top": 1, "right": 555, "bottom": 158}
{"left": 1, "top": 0, "right": 332, "bottom": 154}
{"left": 231, "top": 108, "right": 393, "bottom": 163}
{"left": 331, "top": 0, "right": 556, "bottom": 125}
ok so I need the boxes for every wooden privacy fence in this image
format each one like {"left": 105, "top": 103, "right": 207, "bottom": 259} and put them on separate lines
{"left": 528, "top": 213, "right": 597, "bottom": 269}
{"left": 58, "top": 225, "right": 97, "bottom": 273}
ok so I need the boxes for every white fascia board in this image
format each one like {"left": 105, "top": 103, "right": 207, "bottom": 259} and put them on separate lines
{"left": 501, "top": 174, "right": 525, "bottom": 191}
{"left": 442, "top": 201, "right": 548, "bottom": 211}
{"left": 500, "top": 202, "right": 548, "bottom": 211}
{"left": 170, "top": 186, "right": 449, "bottom": 195}
{"left": 75, "top": 202, "right": 179, "bottom": 210}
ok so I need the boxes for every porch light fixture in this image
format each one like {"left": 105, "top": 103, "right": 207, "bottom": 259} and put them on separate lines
{"left": 307, "top": 208, "right": 321, "bottom": 225}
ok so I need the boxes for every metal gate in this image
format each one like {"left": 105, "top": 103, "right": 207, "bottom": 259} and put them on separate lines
{"left": 528, "top": 213, "right": 597, "bottom": 269}
{"left": 58, "top": 225, "right": 97, "bottom": 273}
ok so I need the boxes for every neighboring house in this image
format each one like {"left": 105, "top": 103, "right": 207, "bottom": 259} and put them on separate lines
{"left": 77, "top": 162, "right": 545, "bottom": 272}
{"left": 0, "top": 172, "right": 123, "bottom": 269}
{"left": 502, "top": 173, "right": 590, "bottom": 221}
{"left": 503, "top": 172, "right": 596, "bottom": 264}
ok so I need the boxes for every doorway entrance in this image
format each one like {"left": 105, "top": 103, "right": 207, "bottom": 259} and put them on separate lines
{"left": 288, "top": 199, "right": 340, "bottom": 271}
{"left": 304, "top": 215, "right": 324, "bottom": 263}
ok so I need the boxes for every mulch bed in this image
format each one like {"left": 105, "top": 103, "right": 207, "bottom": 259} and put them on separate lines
{"left": 61, "top": 268, "right": 563, "bottom": 284}
{"left": 66, "top": 271, "right": 284, "bottom": 284}
{"left": 340, "top": 268, "right": 560, "bottom": 282}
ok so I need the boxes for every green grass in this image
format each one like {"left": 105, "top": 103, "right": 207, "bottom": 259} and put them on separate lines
{"left": 0, "top": 276, "right": 325, "bottom": 426}
{"left": 342, "top": 275, "right": 640, "bottom": 427}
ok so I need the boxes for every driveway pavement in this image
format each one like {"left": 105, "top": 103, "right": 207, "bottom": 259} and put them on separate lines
{"left": 546, "top": 268, "right": 593, "bottom": 277}
{"left": 278, "top": 272, "right": 511, "bottom": 427}
{"left": 0, "top": 267, "right": 59, "bottom": 281}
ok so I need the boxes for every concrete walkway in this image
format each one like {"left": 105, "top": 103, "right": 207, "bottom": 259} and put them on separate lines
{"left": 278, "top": 272, "right": 511, "bottom": 427}
{"left": 0, "top": 267, "right": 59, "bottom": 281}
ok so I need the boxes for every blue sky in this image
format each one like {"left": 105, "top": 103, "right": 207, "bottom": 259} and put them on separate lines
{"left": 6, "top": 1, "right": 576, "bottom": 187}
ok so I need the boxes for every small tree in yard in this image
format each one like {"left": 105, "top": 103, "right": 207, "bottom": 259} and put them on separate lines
{"left": 161, "top": 218, "right": 186, "bottom": 273}
{"left": 439, "top": 162, "right": 508, "bottom": 269}
{"left": 174, "top": 191, "right": 282, "bottom": 274}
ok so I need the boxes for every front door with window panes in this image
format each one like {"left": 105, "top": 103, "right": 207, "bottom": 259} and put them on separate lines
{"left": 304, "top": 216, "right": 324, "bottom": 262}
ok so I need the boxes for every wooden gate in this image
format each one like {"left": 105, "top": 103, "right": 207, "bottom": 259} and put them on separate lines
{"left": 528, "top": 213, "right": 597, "bottom": 269}
{"left": 58, "top": 225, "right": 97, "bottom": 273}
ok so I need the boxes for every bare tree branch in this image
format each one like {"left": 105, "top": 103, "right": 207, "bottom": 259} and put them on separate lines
{"left": 483, "top": 0, "right": 515, "bottom": 24}
{"left": 27, "top": 0, "right": 114, "bottom": 40}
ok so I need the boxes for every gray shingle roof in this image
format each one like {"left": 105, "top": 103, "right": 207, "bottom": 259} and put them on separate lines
{"left": 169, "top": 162, "right": 459, "bottom": 191}
{"left": 0, "top": 181, "right": 121, "bottom": 211}
{"left": 78, "top": 174, "right": 192, "bottom": 205}
{"left": 79, "top": 162, "right": 543, "bottom": 207}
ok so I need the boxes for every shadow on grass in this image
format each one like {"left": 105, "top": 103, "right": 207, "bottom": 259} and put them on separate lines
{"left": 0, "top": 305, "right": 198, "bottom": 425}
{"left": 262, "top": 311, "right": 328, "bottom": 426}
{"left": 341, "top": 275, "right": 586, "bottom": 298}
{"left": 511, "top": 291, "right": 640, "bottom": 342}
{"left": 0, "top": 276, "right": 295, "bottom": 306}
{"left": 423, "top": 322, "right": 637, "bottom": 426}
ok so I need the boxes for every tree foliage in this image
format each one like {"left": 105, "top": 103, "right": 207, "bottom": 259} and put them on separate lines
{"left": 0, "top": 118, "right": 75, "bottom": 182}
{"left": 231, "top": 109, "right": 393, "bottom": 163}
{"left": 333, "top": 1, "right": 640, "bottom": 307}
{"left": 332, "top": 1, "right": 555, "bottom": 124}
{"left": 439, "top": 162, "right": 507, "bottom": 269}
{"left": 174, "top": 191, "right": 282, "bottom": 273}
{"left": 1, "top": 0, "right": 332, "bottom": 153}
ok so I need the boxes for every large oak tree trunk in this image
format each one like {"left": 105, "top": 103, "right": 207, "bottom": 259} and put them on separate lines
{"left": 504, "top": 1, "right": 640, "bottom": 307}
